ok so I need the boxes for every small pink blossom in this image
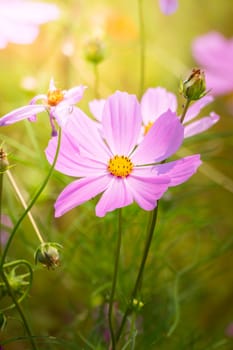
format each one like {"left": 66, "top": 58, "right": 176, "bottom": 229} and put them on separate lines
{"left": 0, "top": 78, "right": 86, "bottom": 136}
{"left": 159, "top": 0, "right": 178, "bottom": 15}
{"left": 0, "top": 0, "right": 60, "bottom": 49}
{"left": 192, "top": 31, "right": 233, "bottom": 96}
{"left": 46, "top": 91, "right": 201, "bottom": 217}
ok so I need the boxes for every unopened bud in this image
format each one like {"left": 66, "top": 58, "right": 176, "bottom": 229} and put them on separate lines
{"left": 181, "top": 68, "right": 207, "bottom": 101}
{"left": 84, "top": 37, "right": 106, "bottom": 64}
{"left": 0, "top": 148, "right": 9, "bottom": 173}
{"left": 35, "top": 242, "right": 62, "bottom": 269}
{"left": 132, "top": 298, "right": 144, "bottom": 311}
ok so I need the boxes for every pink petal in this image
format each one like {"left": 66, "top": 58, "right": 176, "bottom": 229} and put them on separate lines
{"left": 55, "top": 175, "right": 110, "bottom": 217}
{"left": 63, "top": 85, "right": 87, "bottom": 105}
{"left": 64, "top": 107, "right": 111, "bottom": 161}
{"left": 95, "top": 177, "right": 134, "bottom": 217}
{"left": 126, "top": 174, "right": 170, "bottom": 210}
{"left": 132, "top": 110, "right": 184, "bottom": 164}
{"left": 0, "top": 104, "right": 46, "bottom": 126}
{"left": 0, "top": 1, "right": 60, "bottom": 48}
{"left": 152, "top": 155, "right": 201, "bottom": 186}
{"left": 102, "top": 91, "right": 142, "bottom": 155}
{"left": 46, "top": 132, "right": 107, "bottom": 177}
{"left": 159, "top": 0, "right": 178, "bottom": 15}
{"left": 141, "top": 87, "right": 177, "bottom": 125}
{"left": 184, "top": 112, "right": 220, "bottom": 138}
{"left": 184, "top": 95, "right": 214, "bottom": 123}
{"left": 89, "top": 98, "right": 106, "bottom": 121}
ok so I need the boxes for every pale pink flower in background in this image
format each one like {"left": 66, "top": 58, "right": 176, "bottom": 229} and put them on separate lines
{"left": 141, "top": 87, "right": 219, "bottom": 138}
{"left": 0, "top": 78, "right": 86, "bottom": 135}
{"left": 0, "top": 0, "right": 60, "bottom": 49}
{"left": 159, "top": 0, "right": 178, "bottom": 15}
{"left": 46, "top": 91, "right": 201, "bottom": 217}
{"left": 192, "top": 31, "right": 233, "bottom": 96}
{"left": 89, "top": 87, "right": 219, "bottom": 139}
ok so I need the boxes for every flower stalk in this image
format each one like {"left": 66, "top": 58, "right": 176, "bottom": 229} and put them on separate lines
{"left": 108, "top": 209, "right": 123, "bottom": 350}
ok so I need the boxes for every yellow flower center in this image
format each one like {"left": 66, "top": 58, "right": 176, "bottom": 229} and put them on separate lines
{"left": 47, "top": 89, "right": 64, "bottom": 106}
{"left": 108, "top": 155, "right": 133, "bottom": 177}
{"left": 144, "top": 121, "right": 154, "bottom": 135}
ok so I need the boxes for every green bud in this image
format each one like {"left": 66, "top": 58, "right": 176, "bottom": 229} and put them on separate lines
{"left": 132, "top": 298, "right": 144, "bottom": 311}
{"left": 0, "top": 148, "right": 9, "bottom": 173}
{"left": 35, "top": 242, "right": 63, "bottom": 270}
{"left": 84, "top": 37, "right": 106, "bottom": 64}
{"left": 181, "top": 68, "right": 207, "bottom": 101}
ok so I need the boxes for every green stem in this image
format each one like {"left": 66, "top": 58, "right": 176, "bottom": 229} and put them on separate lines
{"left": 0, "top": 127, "right": 62, "bottom": 271}
{"left": 0, "top": 172, "right": 3, "bottom": 255}
{"left": 138, "top": 0, "right": 145, "bottom": 98}
{"left": 116, "top": 205, "right": 159, "bottom": 343}
{"left": 108, "top": 209, "right": 122, "bottom": 350}
{"left": 93, "top": 63, "right": 100, "bottom": 99}
{"left": 1, "top": 270, "right": 38, "bottom": 350}
{"left": 6, "top": 170, "right": 44, "bottom": 244}
{"left": 180, "top": 99, "right": 191, "bottom": 124}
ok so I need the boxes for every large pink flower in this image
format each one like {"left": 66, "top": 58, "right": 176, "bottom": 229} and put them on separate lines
{"left": 0, "top": 0, "right": 60, "bottom": 49}
{"left": 89, "top": 87, "right": 219, "bottom": 139}
{"left": 46, "top": 91, "right": 201, "bottom": 217}
{"left": 0, "top": 78, "right": 86, "bottom": 135}
{"left": 159, "top": 0, "right": 178, "bottom": 15}
{"left": 192, "top": 31, "right": 233, "bottom": 96}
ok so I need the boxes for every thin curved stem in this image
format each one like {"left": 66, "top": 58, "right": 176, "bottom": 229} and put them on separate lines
{"left": 138, "top": 0, "right": 145, "bottom": 98}
{"left": 180, "top": 99, "right": 191, "bottom": 124}
{"left": 0, "top": 172, "right": 3, "bottom": 255}
{"left": 0, "top": 127, "right": 62, "bottom": 271}
{"left": 116, "top": 205, "right": 159, "bottom": 342}
{"left": 1, "top": 270, "right": 38, "bottom": 350}
{"left": 6, "top": 170, "right": 44, "bottom": 244}
{"left": 93, "top": 64, "right": 100, "bottom": 99}
{"left": 108, "top": 209, "right": 122, "bottom": 350}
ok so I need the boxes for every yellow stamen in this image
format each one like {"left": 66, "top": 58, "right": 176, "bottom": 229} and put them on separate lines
{"left": 144, "top": 121, "right": 154, "bottom": 135}
{"left": 108, "top": 155, "right": 133, "bottom": 177}
{"left": 47, "top": 89, "right": 64, "bottom": 106}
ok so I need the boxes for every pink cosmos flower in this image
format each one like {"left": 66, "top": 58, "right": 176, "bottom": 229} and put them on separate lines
{"left": 46, "top": 91, "right": 201, "bottom": 217}
{"left": 89, "top": 87, "right": 219, "bottom": 139}
{"left": 0, "top": 0, "right": 60, "bottom": 49}
{"left": 192, "top": 31, "right": 233, "bottom": 96}
{"left": 159, "top": 0, "right": 178, "bottom": 15}
{"left": 0, "top": 78, "right": 86, "bottom": 136}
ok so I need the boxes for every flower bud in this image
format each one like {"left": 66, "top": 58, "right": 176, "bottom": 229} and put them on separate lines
{"left": 0, "top": 148, "right": 9, "bottom": 173}
{"left": 84, "top": 37, "right": 106, "bottom": 64}
{"left": 132, "top": 298, "right": 144, "bottom": 311}
{"left": 35, "top": 242, "right": 62, "bottom": 269}
{"left": 181, "top": 68, "right": 207, "bottom": 101}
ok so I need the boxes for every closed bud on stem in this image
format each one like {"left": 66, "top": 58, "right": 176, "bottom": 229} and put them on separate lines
{"left": 84, "top": 37, "right": 106, "bottom": 64}
{"left": 180, "top": 68, "right": 207, "bottom": 101}
{"left": 35, "top": 242, "right": 63, "bottom": 269}
{"left": 132, "top": 298, "right": 144, "bottom": 312}
{"left": 0, "top": 148, "right": 9, "bottom": 173}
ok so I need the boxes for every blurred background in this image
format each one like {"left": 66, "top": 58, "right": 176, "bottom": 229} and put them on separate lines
{"left": 1, "top": 0, "right": 233, "bottom": 349}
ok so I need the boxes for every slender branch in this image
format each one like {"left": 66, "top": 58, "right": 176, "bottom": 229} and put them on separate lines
{"left": 6, "top": 170, "right": 44, "bottom": 244}
{"left": 180, "top": 99, "right": 191, "bottom": 124}
{"left": 116, "top": 206, "right": 159, "bottom": 342}
{"left": 138, "top": 0, "right": 145, "bottom": 98}
{"left": 108, "top": 209, "right": 123, "bottom": 350}
{"left": 0, "top": 173, "right": 3, "bottom": 255}
{"left": 0, "top": 127, "right": 62, "bottom": 271}
{"left": 93, "top": 64, "right": 100, "bottom": 99}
